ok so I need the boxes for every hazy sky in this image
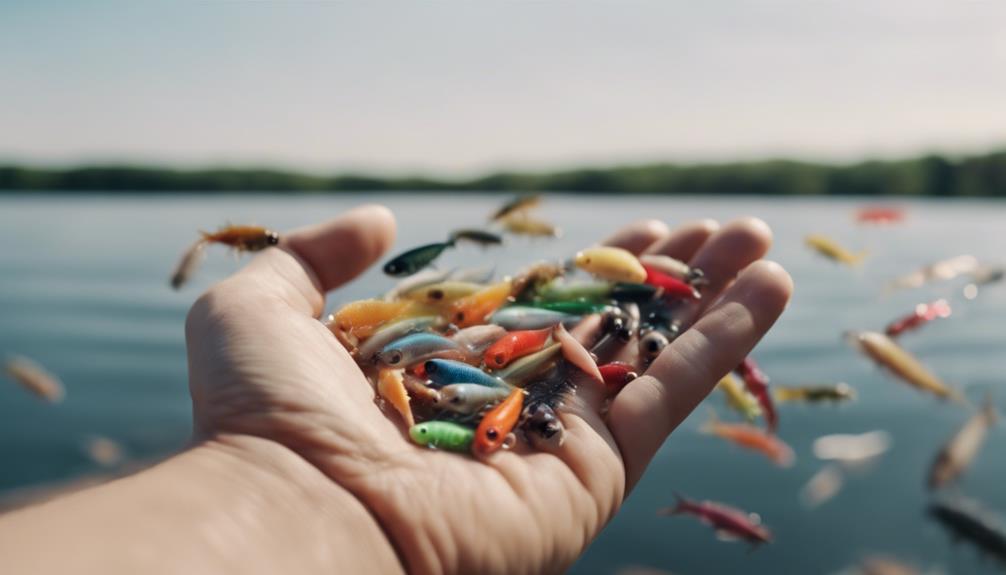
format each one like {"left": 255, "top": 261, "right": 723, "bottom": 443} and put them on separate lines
{"left": 2, "top": 1, "right": 1005, "bottom": 174}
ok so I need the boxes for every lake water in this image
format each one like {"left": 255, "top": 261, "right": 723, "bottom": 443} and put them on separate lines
{"left": 1, "top": 194, "right": 1004, "bottom": 574}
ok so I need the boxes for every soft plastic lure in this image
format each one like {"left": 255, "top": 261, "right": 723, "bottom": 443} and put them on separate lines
{"left": 450, "top": 281, "right": 513, "bottom": 327}
{"left": 424, "top": 358, "right": 509, "bottom": 389}
{"left": 483, "top": 327, "right": 553, "bottom": 369}
{"left": 473, "top": 387, "right": 525, "bottom": 456}
{"left": 375, "top": 333, "right": 470, "bottom": 368}
{"left": 574, "top": 246, "right": 647, "bottom": 283}
{"left": 409, "top": 421, "right": 475, "bottom": 452}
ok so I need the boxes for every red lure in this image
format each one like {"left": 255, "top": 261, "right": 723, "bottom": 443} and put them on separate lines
{"left": 598, "top": 362, "right": 638, "bottom": 394}
{"left": 735, "top": 357, "right": 778, "bottom": 433}
{"left": 659, "top": 492, "right": 772, "bottom": 545}
{"left": 483, "top": 328, "right": 552, "bottom": 369}
{"left": 885, "top": 299, "right": 952, "bottom": 337}
{"left": 642, "top": 264, "right": 700, "bottom": 300}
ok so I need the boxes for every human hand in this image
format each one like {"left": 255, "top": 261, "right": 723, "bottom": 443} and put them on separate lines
{"left": 184, "top": 205, "right": 792, "bottom": 575}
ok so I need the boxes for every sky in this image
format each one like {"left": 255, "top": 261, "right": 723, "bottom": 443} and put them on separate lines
{"left": 2, "top": 1, "right": 1005, "bottom": 175}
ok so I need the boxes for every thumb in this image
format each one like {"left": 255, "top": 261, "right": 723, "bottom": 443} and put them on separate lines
{"left": 223, "top": 204, "right": 397, "bottom": 317}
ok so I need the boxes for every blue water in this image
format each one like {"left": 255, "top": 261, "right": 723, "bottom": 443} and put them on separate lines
{"left": 1, "top": 194, "right": 1004, "bottom": 574}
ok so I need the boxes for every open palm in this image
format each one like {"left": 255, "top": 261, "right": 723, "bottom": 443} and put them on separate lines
{"left": 184, "top": 205, "right": 791, "bottom": 575}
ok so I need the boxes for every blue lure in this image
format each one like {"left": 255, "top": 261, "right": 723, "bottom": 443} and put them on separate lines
{"left": 424, "top": 358, "right": 509, "bottom": 389}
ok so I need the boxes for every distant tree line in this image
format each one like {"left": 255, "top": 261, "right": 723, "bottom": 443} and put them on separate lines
{"left": 1, "top": 150, "right": 1004, "bottom": 195}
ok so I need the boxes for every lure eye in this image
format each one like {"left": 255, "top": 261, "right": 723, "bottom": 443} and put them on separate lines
{"left": 419, "top": 428, "right": 427, "bottom": 435}
{"left": 266, "top": 232, "right": 280, "bottom": 245}
{"left": 455, "top": 312, "right": 465, "bottom": 323}
{"left": 485, "top": 428, "right": 499, "bottom": 441}
{"left": 424, "top": 361, "right": 437, "bottom": 374}
{"left": 386, "top": 351, "right": 402, "bottom": 365}
{"left": 493, "top": 353, "right": 506, "bottom": 366}
{"left": 428, "top": 289, "right": 444, "bottom": 301}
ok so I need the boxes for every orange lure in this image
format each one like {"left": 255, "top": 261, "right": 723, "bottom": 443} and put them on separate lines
{"left": 333, "top": 300, "right": 437, "bottom": 339}
{"left": 201, "top": 225, "right": 280, "bottom": 252}
{"left": 450, "top": 281, "right": 512, "bottom": 328}
{"left": 473, "top": 387, "right": 524, "bottom": 457}
{"left": 483, "top": 327, "right": 552, "bottom": 369}
{"left": 702, "top": 414, "right": 794, "bottom": 467}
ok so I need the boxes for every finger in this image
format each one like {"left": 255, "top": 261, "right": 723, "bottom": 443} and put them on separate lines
{"left": 607, "top": 260, "right": 793, "bottom": 490}
{"left": 217, "top": 204, "right": 396, "bottom": 317}
{"left": 642, "top": 218, "right": 719, "bottom": 262}
{"left": 601, "top": 219, "right": 670, "bottom": 254}
{"left": 284, "top": 204, "right": 397, "bottom": 293}
{"left": 688, "top": 217, "right": 773, "bottom": 306}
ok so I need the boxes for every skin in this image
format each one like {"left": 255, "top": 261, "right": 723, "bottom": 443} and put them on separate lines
{"left": 0, "top": 206, "right": 791, "bottom": 575}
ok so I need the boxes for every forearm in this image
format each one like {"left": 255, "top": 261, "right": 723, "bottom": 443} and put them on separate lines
{"left": 0, "top": 435, "right": 403, "bottom": 575}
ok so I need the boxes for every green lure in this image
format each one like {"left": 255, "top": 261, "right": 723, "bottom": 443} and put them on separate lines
{"left": 531, "top": 300, "right": 611, "bottom": 315}
{"left": 409, "top": 421, "right": 475, "bottom": 452}
{"left": 383, "top": 242, "right": 453, "bottom": 277}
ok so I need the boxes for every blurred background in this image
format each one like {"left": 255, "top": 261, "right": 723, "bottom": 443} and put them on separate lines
{"left": 2, "top": 2, "right": 1005, "bottom": 574}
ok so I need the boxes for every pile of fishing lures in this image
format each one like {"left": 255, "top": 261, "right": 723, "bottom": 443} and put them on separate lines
{"left": 327, "top": 241, "right": 706, "bottom": 458}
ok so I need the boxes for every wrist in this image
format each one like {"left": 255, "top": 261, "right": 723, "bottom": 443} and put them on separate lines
{"left": 195, "top": 433, "right": 405, "bottom": 575}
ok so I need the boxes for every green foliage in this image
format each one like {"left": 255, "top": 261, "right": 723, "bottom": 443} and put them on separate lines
{"left": 2, "top": 150, "right": 1005, "bottom": 195}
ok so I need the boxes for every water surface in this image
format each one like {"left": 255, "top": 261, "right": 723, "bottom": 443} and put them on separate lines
{"left": 1, "top": 194, "right": 1004, "bottom": 574}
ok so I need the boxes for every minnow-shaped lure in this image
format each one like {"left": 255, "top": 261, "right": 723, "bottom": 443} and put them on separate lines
{"left": 3, "top": 355, "right": 64, "bottom": 403}
{"left": 847, "top": 331, "right": 961, "bottom": 401}
{"left": 610, "top": 282, "right": 664, "bottom": 304}
{"left": 553, "top": 323, "right": 603, "bottom": 384}
{"left": 333, "top": 300, "right": 437, "bottom": 339}
{"left": 201, "top": 225, "right": 280, "bottom": 252}
{"left": 483, "top": 327, "right": 553, "bottom": 369}
{"left": 531, "top": 300, "right": 610, "bottom": 315}
{"left": 450, "top": 325, "right": 507, "bottom": 355}
{"left": 377, "top": 369, "right": 414, "bottom": 427}
{"left": 473, "top": 387, "right": 525, "bottom": 456}
{"left": 638, "top": 254, "right": 706, "bottom": 286}
{"left": 928, "top": 496, "right": 1006, "bottom": 562}
{"left": 887, "top": 255, "right": 979, "bottom": 291}
{"left": 424, "top": 358, "right": 509, "bottom": 389}
{"left": 702, "top": 411, "right": 794, "bottom": 467}
{"left": 499, "top": 213, "right": 559, "bottom": 237}
{"left": 813, "top": 430, "right": 892, "bottom": 467}
{"left": 355, "top": 316, "right": 441, "bottom": 361}
{"left": 375, "top": 333, "right": 470, "bottom": 368}
{"left": 805, "top": 234, "right": 866, "bottom": 266}
{"left": 928, "top": 397, "right": 997, "bottom": 490}
{"left": 489, "top": 306, "right": 580, "bottom": 331}
{"left": 856, "top": 206, "right": 905, "bottom": 224}
{"left": 642, "top": 264, "right": 701, "bottom": 300}
{"left": 773, "top": 383, "right": 857, "bottom": 404}
{"left": 383, "top": 241, "right": 454, "bottom": 277}
{"left": 450, "top": 281, "right": 513, "bottom": 327}
{"left": 434, "top": 384, "right": 512, "bottom": 414}
{"left": 449, "top": 229, "right": 504, "bottom": 247}
{"left": 494, "top": 343, "right": 562, "bottom": 387}
{"left": 735, "top": 357, "right": 778, "bottom": 432}
{"left": 658, "top": 492, "right": 773, "bottom": 546}
{"left": 409, "top": 421, "right": 475, "bottom": 452}
{"left": 717, "top": 373, "right": 763, "bottom": 422}
{"left": 490, "top": 194, "right": 541, "bottom": 221}
{"left": 598, "top": 362, "right": 638, "bottom": 394}
{"left": 403, "top": 281, "right": 484, "bottom": 306}
{"left": 884, "top": 299, "right": 952, "bottom": 337}
{"left": 574, "top": 246, "right": 647, "bottom": 283}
